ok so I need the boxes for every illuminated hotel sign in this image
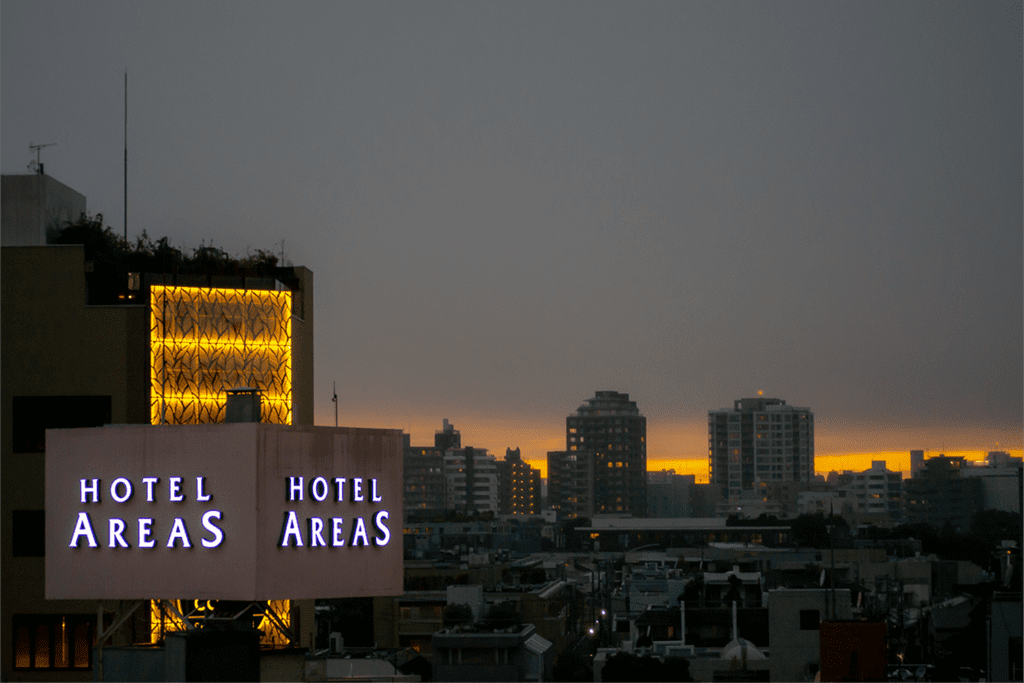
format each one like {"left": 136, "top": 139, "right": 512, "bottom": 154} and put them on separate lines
{"left": 45, "top": 424, "right": 403, "bottom": 600}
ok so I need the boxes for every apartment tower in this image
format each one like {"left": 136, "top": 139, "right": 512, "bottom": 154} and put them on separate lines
{"left": 708, "top": 397, "right": 814, "bottom": 503}
{"left": 564, "top": 391, "right": 647, "bottom": 516}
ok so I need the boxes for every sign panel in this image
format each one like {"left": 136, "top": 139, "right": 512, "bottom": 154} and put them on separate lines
{"left": 45, "top": 423, "right": 403, "bottom": 600}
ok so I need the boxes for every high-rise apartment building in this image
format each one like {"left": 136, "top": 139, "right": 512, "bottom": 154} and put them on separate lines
{"left": 546, "top": 449, "right": 592, "bottom": 519}
{"left": 708, "top": 397, "right": 814, "bottom": 503}
{"left": 444, "top": 447, "right": 498, "bottom": 513}
{"left": 496, "top": 448, "right": 541, "bottom": 515}
{"left": 403, "top": 435, "right": 446, "bottom": 512}
{"left": 562, "top": 391, "right": 647, "bottom": 516}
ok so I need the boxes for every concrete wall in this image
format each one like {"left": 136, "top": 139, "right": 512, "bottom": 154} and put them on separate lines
{"left": 989, "top": 598, "right": 1022, "bottom": 682}
{"left": 288, "top": 266, "right": 314, "bottom": 427}
{"left": 1, "top": 174, "right": 87, "bottom": 246}
{"left": 2, "top": 246, "right": 149, "bottom": 681}
{"left": 768, "top": 588, "right": 851, "bottom": 683}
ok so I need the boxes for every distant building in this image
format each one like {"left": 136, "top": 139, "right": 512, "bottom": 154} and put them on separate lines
{"left": 903, "top": 455, "right": 984, "bottom": 532}
{"left": 496, "top": 448, "right": 541, "bottom": 515}
{"left": 959, "top": 453, "right": 1023, "bottom": 514}
{"left": 708, "top": 397, "right": 814, "bottom": 504}
{"left": 435, "top": 418, "right": 461, "bottom": 450}
{"left": 444, "top": 447, "right": 498, "bottom": 513}
{"left": 842, "top": 460, "right": 902, "bottom": 526}
{"left": 647, "top": 470, "right": 695, "bottom": 517}
{"left": 566, "top": 391, "right": 647, "bottom": 516}
{"left": 910, "top": 449, "right": 925, "bottom": 478}
{"left": 404, "top": 436, "right": 446, "bottom": 512}
{"left": 797, "top": 490, "right": 852, "bottom": 518}
{"left": 432, "top": 622, "right": 553, "bottom": 682}
{"left": 546, "top": 449, "right": 592, "bottom": 519}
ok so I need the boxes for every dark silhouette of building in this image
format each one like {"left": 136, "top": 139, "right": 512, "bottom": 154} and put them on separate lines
{"left": 708, "top": 397, "right": 814, "bottom": 504}
{"left": 647, "top": 470, "right": 695, "bottom": 517}
{"left": 497, "top": 448, "right": 541, "bottom": 515}
{"left": 435, "top": 418, "right": 461, "bottom": 450}
{"left": 903, "top": 454, "right": 984, "bottom": 533}
{"left": 564, "top": 391, "right": 647, "bottom": 517}
{"left": 403, "top": 434, "right": 446, "bottom": 512}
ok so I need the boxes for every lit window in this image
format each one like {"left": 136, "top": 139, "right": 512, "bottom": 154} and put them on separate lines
{"left": 13, "top": 615, "right": 93, "bottom": 670}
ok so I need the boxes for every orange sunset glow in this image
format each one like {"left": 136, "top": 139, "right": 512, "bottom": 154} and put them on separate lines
{"left": 320, "top": 408, "right": 1022, "bottom": 484}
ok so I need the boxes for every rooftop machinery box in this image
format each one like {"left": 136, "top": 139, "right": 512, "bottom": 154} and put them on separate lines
{"left": 45, "top": 423, "right": 403, "bottom": 600}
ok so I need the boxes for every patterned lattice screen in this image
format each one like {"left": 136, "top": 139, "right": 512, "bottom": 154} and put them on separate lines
{"left": 150, "top": 285, "right": 292, "bottom": 425}
{"left": 149, "top": 600, "right": 292, "bottom": 646}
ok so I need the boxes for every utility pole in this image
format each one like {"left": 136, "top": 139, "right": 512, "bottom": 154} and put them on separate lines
{"left": 829, "top": 500, "right": 836, "bottom": 620}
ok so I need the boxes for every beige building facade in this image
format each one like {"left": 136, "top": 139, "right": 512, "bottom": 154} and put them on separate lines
{"left": 1, "top": 175, "right": 315, "bottom": 679}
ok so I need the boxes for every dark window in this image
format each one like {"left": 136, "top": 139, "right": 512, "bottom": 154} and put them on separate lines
{"left": 12, "top": 396, "right": 112, "bottom": 453}
{"left": 800, "top": 609, "right": 820, "bottom": 630}
{"left": 12, "top": 510, "right": 45, "bottom": 557}
{"left": 12, "top": 615, "right": 94, "bottom": 670}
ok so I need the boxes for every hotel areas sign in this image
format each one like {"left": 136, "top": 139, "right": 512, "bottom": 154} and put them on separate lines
{"left": 45, "top": 423, "right": 403, "bottom": 600}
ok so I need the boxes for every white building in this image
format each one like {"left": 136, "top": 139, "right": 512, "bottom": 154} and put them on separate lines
{"left": 842, "top": 461, "right": 902, "bottom": 526}
{"left": 709, "top": 397, "right": 814, "bottom": 503}
{"left": 443, "top": 447, "right": 498, "bottom": 513}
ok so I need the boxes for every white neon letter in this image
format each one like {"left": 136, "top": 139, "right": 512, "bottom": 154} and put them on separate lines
{"left": 371, "top": 478, "right": 383, "bottom": 503}
{"left": 331, "top": 517, "right": 345, "bottom": 547}
{"left": 311, "top": 477, "right": 329, "bottom": 502}
{"left": 80, "top": 479, "right": 100, "bottom": 503}
{"left": 333, "top": 477, "right": 346, "bottom": 501}
{"left": 353, "top": 478, "right": 364, "bottom": 502}
{"left": 110, "top": 477, "right": 133, "bottom": 503}
{"left": 169, "top": 477, "right": 184, "bottom": 502}
{"left": 142, "top": 477, "right": 159, "bottom": 502}
{"left": 288, "top": 476, "right": 304, "bottom": 502}
{"left": 279, "top": 510, "right": 303, "bottom": 547}
{"left": 69, "top": 512, "right": 98, "bottom": 548}
{"left": 196, "top": 476, "right": 211, "bottom": 502}
{"left": 166, "top": 517, "right": 192, "bottom": 548}
{"left": 373, "top": 510, "right": 391, "bottom": 546}
{"left": 201, "top": 510, "right": 224, "bottom": 548}
{"left": 138, "top": 518, "right": 156, "bottom": 548}
{"left": 108, "top": 518, "right": 131, "bottom": 548}
{"left": 350, "top": 517, "right": 369, "bottom": 547}
{"left": 309, "top": 517, "right": 326, "bottom": 547}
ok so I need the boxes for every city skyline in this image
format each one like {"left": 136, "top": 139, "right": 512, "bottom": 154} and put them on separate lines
{"left": 390, "top": 410, "right": 1021, "bottom": 483}
{"left": 3, "top": 2, "right": 1020, "bottom": 471}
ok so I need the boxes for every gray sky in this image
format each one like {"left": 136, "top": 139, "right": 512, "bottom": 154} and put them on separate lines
{"left": 3, "top": 1, "right": 1021, "bottom": 468}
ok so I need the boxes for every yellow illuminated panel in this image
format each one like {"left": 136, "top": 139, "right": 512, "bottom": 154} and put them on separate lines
{"left": 150, "top": 286, "right": 292, "bottom": 425}
{"left": 149, "top": 600, "right": 291, "bottom": 646}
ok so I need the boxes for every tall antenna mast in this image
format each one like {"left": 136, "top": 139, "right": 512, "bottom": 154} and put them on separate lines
{"left": 332, "top": 381, "right": 338, "bottom": 428}
{"left": 124, "top": 71, "right": 128, "bottom": 243}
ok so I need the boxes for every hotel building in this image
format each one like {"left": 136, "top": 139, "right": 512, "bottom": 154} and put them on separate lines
{"left": 1, "top": 173, "right": 314, "bottom": 679}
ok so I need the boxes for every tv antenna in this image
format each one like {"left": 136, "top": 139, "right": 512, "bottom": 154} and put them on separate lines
{"left": 28, "top": 142, "right": 57, "bottom": 174}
